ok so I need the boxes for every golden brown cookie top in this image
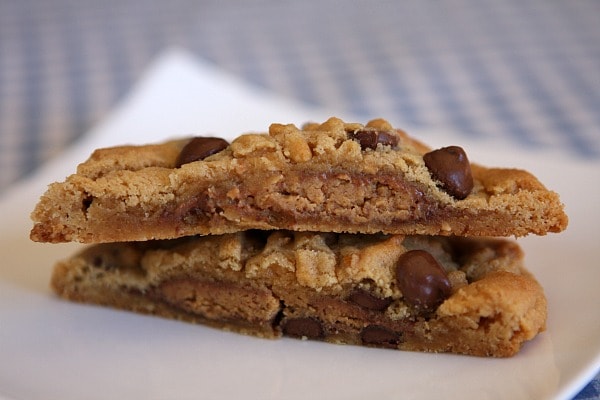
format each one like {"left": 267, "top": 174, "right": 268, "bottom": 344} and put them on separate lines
{"left": 53, "top": 230, "right": 546, "bottom": 356}
{"left": 62, "top": 231, "right": 531, "bottom": 318}
{"left": 31, "top": 117, "right": 568, "bottom": 243}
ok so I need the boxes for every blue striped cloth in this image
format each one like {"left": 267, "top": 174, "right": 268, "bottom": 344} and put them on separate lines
{"left": 0, "top": 1, "right": 599, "bottom": 397}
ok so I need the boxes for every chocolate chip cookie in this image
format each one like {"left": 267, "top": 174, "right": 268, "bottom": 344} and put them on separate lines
{"left": 30, "top": 117, "right": 567, "bottom": 243}
{"left": 51, "top": 231, "right": 547, "bottom": 357}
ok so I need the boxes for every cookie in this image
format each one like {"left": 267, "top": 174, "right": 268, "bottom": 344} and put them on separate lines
{"left": 51, "top": 231, "right": 547, "bottom": 357}
{"left": 30, "top": 118, "right": 567, "bottom": 243}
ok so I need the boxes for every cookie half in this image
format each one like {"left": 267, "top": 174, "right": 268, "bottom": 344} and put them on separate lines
{"left": 31, "top": 118, "right": 567, "bottom": 243}
{"left": 51, "top": 231, "right": 547, "bottom": 357}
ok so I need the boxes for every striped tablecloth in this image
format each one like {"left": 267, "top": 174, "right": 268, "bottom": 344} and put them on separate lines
{"left": 1, "top": 1, "right": 599, "bottom": 398}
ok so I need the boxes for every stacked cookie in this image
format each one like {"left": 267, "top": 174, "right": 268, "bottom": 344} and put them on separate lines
{"left": 30, "top": 118, "right": 567, "bottom": 357}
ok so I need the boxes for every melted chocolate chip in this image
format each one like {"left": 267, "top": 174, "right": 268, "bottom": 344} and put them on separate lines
{"left": 348, "top": 289, "right": 393, "bottom": 311}
{"left": 395, "top": 250, "right": 451, "bottom": 312}
{"left": 423, "top": 146, "right": 473, "bottom": 199}
{"left": 348, "top": 129, "right": 399, "bottom": 150}
{"left": 176, "top": 137, "right": 229, "bottom": 167}
{"left": 360, "top": 325, "right": 401, "bottom": 348}
{"left": 282, "top": 317, "right": 324, "bottom": 339}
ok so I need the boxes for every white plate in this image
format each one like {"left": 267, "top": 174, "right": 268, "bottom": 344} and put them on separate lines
{"left": 1, "top": 49, "right": 599, "bottom": 400}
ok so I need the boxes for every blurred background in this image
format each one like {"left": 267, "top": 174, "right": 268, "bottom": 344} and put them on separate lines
{"left": 1, "top": 1, "right": 599, "bottom": 195}
{"left": 0, "top": 1, "right": 599, "bottom": 397}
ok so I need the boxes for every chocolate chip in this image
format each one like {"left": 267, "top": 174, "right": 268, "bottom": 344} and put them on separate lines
{"left": 348, "top": 289, "right": 393, "bottom": 311}
{"left": 84, "top": 246, "right": 122, "bottom": 270}
{"left": 282, "top": 317, "right": 324, "bottom": 339}
{"left": 360, "top": 325, "right": 401, "bottom": 348}
{"left": 82, "top": 196, "right": 93, "bottom": 212}
{"left": 395, "top": 250, "right": 451, "bottom": 312}
{"left": 423, "top": 146, "right": 473, "bottom": 199}
{"left": 348, "top": 129, "right": 399, "bottom": 150}
{"left": 176, "top": 137, "right": 229, "bottom": 167}
{"left": 91, "top": 255, "right": 104, "bottom": 268}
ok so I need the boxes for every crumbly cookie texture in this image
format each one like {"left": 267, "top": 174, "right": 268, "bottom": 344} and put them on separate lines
{"left": 31, "top": 117, "right": 567, "bottom": 243}
{"left": 51, "top": 231, "right": 547, "bottom": 357}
